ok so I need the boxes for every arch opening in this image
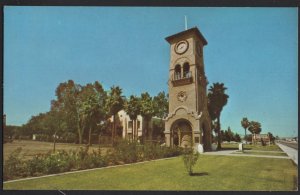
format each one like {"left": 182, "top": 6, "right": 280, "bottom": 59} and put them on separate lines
{"left": 171, "top": 119, "right": 193, "bottom": 147}
{"left": 174, "top": 64, "right": 181, "bottom": 80}
{"left": 183, "top": 62, "right": 191, "bottom": 78}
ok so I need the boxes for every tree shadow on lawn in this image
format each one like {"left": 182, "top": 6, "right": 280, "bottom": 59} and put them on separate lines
{"left": 190, "top": 172, "right": 209, "bottom": 176}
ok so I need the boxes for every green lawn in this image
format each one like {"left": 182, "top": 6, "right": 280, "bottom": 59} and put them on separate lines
{"left": 221, "top": 143, "right": 283, "bottom": 152}
{"left": 232, "top": 151, "right": 287, "bottom": 156}
{"left": 3, "top": 155, "right": 297, "bottom": 191}
{"left": 244, "top": 144, "right": 283, "bottom": 151}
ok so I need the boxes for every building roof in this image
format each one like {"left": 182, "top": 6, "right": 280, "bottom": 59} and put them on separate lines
{"left": 165, "top": 27, "right": 208, "bottom": 45}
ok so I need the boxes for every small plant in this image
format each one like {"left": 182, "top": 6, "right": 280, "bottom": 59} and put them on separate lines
{"left": 182, "top": 147, "right": 199, "bottom": 175}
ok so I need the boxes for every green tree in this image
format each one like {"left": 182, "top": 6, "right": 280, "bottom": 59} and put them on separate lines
{"left": 124, "top": 95, "right": 141, "bottom": 141}
{"left": 182, "top": 148, "right": 199, "bottom": 175}
{"left": 234, "top": 133, "right": 241, "bottom": 142}
{"left": 43, "top": 110, "right": 67, "bottom": 152}
{"left": 105, "top": 86, "right": 124, "bottom": 146}
{"left": 140, "top": 92, "right": 155, "bottom": 143}
{"left": 23, "top": 113, "right": 48, "bottom": 136}
{"left": 267, "top": 132, "right": 275, "bottom": 144}
{"left": 79, "top": 82, "right": 107, "bottom": 146}
{"left": 3, "top": 125, "right": 21, "bottom": 140}
{"left": 248, "top": 121, "right": 262, "bottom": 144}
{"left": 227, "top": 127, "right": 234, "bottom": 142}
{"left": 153, "top": 91, "right": 169, "bottom": 140}
{"left": 224, "top": 130, "right": 229, "bottom": 142}
{"left": 207, "top": 83, "right": 229, "bottom": 150}
{"left": 153, "top": 91, "right": 169, "bottom": 119}
{"left": 248, "top": 121, "right": 262, "bottom": 135}
{"left": 52, "top": 80, "right": 83, "bottom": 143}
{"left": 241, "top": 117, "right": 250, "bottom": 142}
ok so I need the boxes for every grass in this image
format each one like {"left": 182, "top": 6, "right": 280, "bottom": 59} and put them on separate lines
{"left": 221, "top": 143, "right": 283, "bottom": 152}
{"left": 3, "top": 140, "right": 110, "bottom": 161}
{"left": 3, "top": 155, "right": 297, "bottom": 191}
{"left": 232, "top": 151, "right": 288, "bottom": 156}
{"left": 244, "top": 144, "right": 283, "bottom": 151}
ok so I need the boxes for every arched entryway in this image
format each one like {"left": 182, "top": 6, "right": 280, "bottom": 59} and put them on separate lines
{"left": 171, "top": 119, "right": 193, "bottom": 147}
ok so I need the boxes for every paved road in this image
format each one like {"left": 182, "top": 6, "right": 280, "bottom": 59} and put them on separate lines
{"left": 277, "top": 140, "right": 298, "bottom": 150}
{"left": 276, "top": 142, "right": 298, "bottom": 165}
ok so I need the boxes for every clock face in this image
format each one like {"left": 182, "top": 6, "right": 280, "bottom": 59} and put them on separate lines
{"left": 175, "top": 40, "right": 189, "bottom": 54}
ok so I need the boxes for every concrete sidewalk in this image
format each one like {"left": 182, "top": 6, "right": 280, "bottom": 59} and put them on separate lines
{"left": 202, "top": 149, "right": 291, "bottom": 160}
{"left": 276, "top": 142, "right": 298, "bottom": 165}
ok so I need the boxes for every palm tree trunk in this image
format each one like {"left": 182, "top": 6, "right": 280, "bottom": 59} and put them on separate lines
{"left": 149, "top": 119, "right": 152, "bottom": 141}
{"left": 88, "top": 126, "right": 92, "bottom": 146}
{"left": 135, "top": 120, "right": 138, "bottom": 141}
{"left": 132, "top": 120, "right": 134, "bottom": 142}
{"left": 217, "top": 117, "right": 222, "bottom": 150}
{"left": 244, "top": 128, "right": 247, "bottom": 144}
{"left": 112, "top": 114, "right": 115, "bottom": 146}
{"left": 53, "top": 131, "right": 57, "bottom": 153}
{"left": 133, "top": 120, "right": 135, "bottom": 141}
{"left": 143, "top": 119, "right": 147, "bottom": 144}
{"left": 125, "top": 118, "right": 127, "bottom": 140}
{"left": 77, "top": 119, "right": 82, "bottom": 144}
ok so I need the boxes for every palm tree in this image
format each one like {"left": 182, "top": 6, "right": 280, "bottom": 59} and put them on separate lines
{"left": 248, "top": 121, "right": 262, "bottom": 145}
{"left": 124, "top": 95, "right": 141, "bottom": 142}
{"left": 82, "top": 82, "right": 107, "bottom": 146}
{"left": 207, "top": 82, "right": 229, "bottom": 150}
{"left": 241, "top": 117, "right": 250, "bottom": 143}
{"left": 140, "top": 92, "right": 155, "bottom": 144}
{"left": 153, "top": 91, "right": 169, "bottom": 119}
{"left": 105, "top": 86, "right": 124, "bottom": 146}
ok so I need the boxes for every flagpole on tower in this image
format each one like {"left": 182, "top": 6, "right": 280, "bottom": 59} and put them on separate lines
{"left": 185, "top": 15, "right": 188, "bottom": 30}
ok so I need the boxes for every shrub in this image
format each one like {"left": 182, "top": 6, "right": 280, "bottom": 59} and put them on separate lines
{"left": 114, "top": 140, "right": 140, "bottom": 163}
{"left": 88, "top": 148, "right": 107, "bottom": 168}
{"left": 163, "top": 146, "right": 182, "bottom": 158}
{"left": 4, "top": 140, "right": 183, "bottom": 181}
{"left": 182, "top": 147, "right": 199, "bottom": 175}
{"left": 62, "top": 132, "right": 77, "bottom": 143}
{"left": 143, "top": 143, "right": 164, "bottom": 160}
{"left": 26, "top": 154, "right": 46, "bottom": 176}
{"left": 44, "top": 151, "right": 69, "bottom": 174}
{"left": 3, "top": 147, "right": 27, "bottom": 180}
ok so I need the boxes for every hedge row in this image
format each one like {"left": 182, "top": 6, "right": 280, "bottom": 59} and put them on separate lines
{"left": 4, "top": 140, "right": 182, "bottom": 181}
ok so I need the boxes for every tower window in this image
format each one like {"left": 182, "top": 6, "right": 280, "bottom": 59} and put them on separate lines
{"left": 174, "top": 64, "right": 181, "bottom": 80}
{"left": 183, "top": 63, "right": 191, "bottom": 78}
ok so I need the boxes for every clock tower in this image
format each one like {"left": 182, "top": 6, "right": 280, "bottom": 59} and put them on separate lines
{"left": 164, "top": 27, "right": 212, "bottom": 151}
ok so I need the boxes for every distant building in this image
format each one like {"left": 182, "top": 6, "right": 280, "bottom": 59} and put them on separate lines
{"left": 252, "top": 134, "right": 271, "bottom": 145}
{"left": 109, "top": 110, "right": 158, "bottom": 141}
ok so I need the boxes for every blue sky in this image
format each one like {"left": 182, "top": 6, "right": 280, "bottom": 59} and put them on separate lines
{"left": 4, "top": 7, "right": 298, "bottom": 137}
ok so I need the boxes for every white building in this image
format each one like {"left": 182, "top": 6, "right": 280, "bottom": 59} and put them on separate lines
{"left": 109, "top": 110, "right": 156, "bottom": 141}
